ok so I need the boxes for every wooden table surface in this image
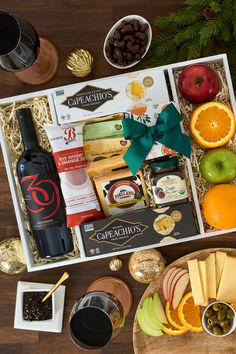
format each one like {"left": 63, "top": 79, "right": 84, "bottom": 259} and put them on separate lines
{"left": 0, "top": 1, "right": 235, "bottom": 353}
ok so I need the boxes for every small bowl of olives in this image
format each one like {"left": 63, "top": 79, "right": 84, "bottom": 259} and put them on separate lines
{"left": 103, "top": 15, "right": 152, "bottom": 69}
{"left": 202, "top": 301, "right": 236, "bottom": 337}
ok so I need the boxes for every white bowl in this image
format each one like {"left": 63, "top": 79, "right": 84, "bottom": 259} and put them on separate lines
{"left": 202, "top": 301, "right": 236, "bottom": 337}
{"left": 14, "top": 281, "right": 66, "bottom": 333}
{"left": 103, "top": 15, "right": 152, "bottom": 69}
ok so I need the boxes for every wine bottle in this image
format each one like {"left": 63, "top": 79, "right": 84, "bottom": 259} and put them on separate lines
{"left": 16, "top": 108, "right": 71, "bottom": 258}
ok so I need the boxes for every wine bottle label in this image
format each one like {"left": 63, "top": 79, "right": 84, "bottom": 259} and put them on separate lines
{"left": 20, "top": 172, "right": 65, "bottom": 230}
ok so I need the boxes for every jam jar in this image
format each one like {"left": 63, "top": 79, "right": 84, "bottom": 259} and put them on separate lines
{"left": 149, "top": 157, "right": 189, "bottom": 208}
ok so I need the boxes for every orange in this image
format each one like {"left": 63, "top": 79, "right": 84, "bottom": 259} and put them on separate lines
{"left": 162, "top": 323, "right": 187, "bottom": 336}
{"left": 165, "top": 301, "right": 188, "bottom": 331}
{"left": 230, "top": 303, "right": 236, "bottom": 311}
{"left": 190, "top": 102, "right": 235, "bottom": 148}
{"left": 202, "top": 184, "right": 236, "bottom": 229}
{"left": 177, "top": 292, "right": 203, "bottom": 332}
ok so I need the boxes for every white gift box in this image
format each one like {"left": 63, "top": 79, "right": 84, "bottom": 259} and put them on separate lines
{"left": 0, "top": 54, "right": 235, "bottom": 272}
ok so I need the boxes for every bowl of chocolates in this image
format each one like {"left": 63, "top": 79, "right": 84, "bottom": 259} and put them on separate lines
{"left": 103, "top": 15, "right": 152, "bottom": 69}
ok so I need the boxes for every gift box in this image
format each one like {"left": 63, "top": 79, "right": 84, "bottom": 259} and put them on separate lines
{"left": 0, "top": 54, "right": 235, "bottom": 272}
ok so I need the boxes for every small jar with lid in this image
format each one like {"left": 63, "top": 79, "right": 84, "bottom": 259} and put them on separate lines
{"left": 149, "top": 157, "right": 189, "bottom": 208}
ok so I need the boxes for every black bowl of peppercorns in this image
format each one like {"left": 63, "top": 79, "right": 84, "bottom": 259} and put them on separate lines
{"left": 103, "top": 15, "right": 152, "bottom": 69}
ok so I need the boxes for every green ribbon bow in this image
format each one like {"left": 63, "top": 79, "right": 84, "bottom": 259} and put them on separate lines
{"left": 122, "top": 103, "right": 191, "bottom": 176}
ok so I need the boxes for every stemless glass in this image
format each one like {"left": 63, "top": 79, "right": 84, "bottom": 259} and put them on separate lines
{"left": 69, "top": 291, "right": 125, "bottom": 351}
{"left": 0, "top": 10, "right": 59, "bottom": 85}
{"left": 0, "top": 10, "right": 40, "bottom": 71}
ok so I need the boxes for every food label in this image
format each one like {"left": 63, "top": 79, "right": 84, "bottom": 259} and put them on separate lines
{"left": 101, "top": 175, "right": 146, "bottom": 216}
{"left": 20, "top": 172, "right": 65, "bottom": 230}
{"left": 152, "top": 175, "right": 188, "bottom": 205}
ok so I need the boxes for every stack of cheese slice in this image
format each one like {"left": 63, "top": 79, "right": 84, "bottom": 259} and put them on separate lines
{"left": 187, "top": 251, "right": 236, "bottom": 306}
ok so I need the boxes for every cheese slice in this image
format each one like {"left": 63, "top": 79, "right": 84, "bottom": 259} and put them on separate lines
{"left": 215, "top": 251, "right": 227, "bottom": 291}
{"left": 205, "top": 253, "right": 216, "bottom": 299}
{"left": 198, "top": 260, "right": 208, "bottom": 306}
{"left": 217, "top": 255, "right": 236, "bottom": 303}
{"left": 187, "top": 259, "right": 204, "bottom": 306}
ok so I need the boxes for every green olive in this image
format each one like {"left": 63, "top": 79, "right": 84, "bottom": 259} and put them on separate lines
{"left": 219, "top": 319, "right": 228, "bottom": 328}
{"left": 205, "top": 309, "right": 213, "bottom": 318}
{"left": 227, "top": 309, "right": 234, "bottom": 320}
{"left": 223, "top": 325, "right": 232, "bottom": 334}
{"left": 206, "top": 322, "right": 213, "bottom": 329}
{"left": 212, "top": 325, "right": 223, "bottom": 335}
{"left": 217, "top": 309, "right": 226, "bottom": 321}
{"left": 208, "top": 315, "right": 217, "bottom": 326}
{"left": 212, "top": 303, "right": 222, "bottom": 312}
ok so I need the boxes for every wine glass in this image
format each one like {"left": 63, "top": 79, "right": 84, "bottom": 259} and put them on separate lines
{"left": 69, "top": 291, "right": 125, "bottom": 350}
{"left": 0, "top": 10, "right": 59, "bottom": 85}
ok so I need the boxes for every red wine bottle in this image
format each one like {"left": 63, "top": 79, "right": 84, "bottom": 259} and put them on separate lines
{"left": 16, "top": 108, "right": 71, "bottom": 258}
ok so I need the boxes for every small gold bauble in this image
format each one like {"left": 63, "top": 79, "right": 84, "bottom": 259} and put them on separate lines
{"left": 66, "top": 49, "right": 93, "bottom": 78}
{"left": 0, "top": 237, "right": 26, "bottom": 274}
{"left": 109, "top": 257, "right": 123, "bottom": 271}
{"left": 128, "top": 249, "right": 165, "bottom": 283}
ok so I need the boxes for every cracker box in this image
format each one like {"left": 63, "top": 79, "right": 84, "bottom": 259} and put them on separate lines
{"left": 52, "top": 67, "right": 170, "bottom": 124}
{"left": 80, "top": 203, "right": 199, "bottom": 257}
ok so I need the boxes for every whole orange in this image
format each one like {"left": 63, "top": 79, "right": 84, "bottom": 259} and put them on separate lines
{"left": 202, "top": 184, "right": 236, "bottom": 229}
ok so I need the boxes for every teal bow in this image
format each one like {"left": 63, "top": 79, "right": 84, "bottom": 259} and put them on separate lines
{"left": 122, "top": 103, "right": 191, "bottom": 176}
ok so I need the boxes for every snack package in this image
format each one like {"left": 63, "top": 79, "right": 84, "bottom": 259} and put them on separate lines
{"left": 83, "top": 119, "right": 130, "bottom": 162}
{"left": 44, "top": 123, "right": 104, "bottom": 227}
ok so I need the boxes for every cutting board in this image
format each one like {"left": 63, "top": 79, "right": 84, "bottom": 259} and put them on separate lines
{"left": 133, "top": 248, "right": 236, "bottom": 354}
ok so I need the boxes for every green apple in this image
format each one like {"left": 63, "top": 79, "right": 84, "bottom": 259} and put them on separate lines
{"left": 142, "top": 297, "right": 163, "bottom": 329}
{"left": 153, "top": 292, "right": 168, "bottom": 324}
{"left": 199, "top": 147, "right": 236, "bottom": 184}
{"left": 137, "top": 307, "right": 163, "bottom": 337}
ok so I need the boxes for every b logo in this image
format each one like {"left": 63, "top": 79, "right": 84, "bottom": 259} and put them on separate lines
{"left": 64, "top": 127, "right": 76, "bottom": 143}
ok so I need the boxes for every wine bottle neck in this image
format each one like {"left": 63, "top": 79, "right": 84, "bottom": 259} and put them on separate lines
{"left": 16, "top": 108, "right": 39, "bottom": 151}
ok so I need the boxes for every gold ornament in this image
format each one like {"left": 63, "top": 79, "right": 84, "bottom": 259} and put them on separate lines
{"left": 109, "top": 257, "right": 123, "bottom": 271}
{"left": 0, "top": 237, "right": 26, "bottom": 274}
{"left": 128, "top": 249, "right": 165, "bottom": 283}
{"left": 66, "top": 49, "right": 93, "bottom": 78}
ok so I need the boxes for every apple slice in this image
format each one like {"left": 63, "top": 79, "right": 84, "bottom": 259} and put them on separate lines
{"left": 171, "top": 272, "right": 190, "bottom": 310}
{"left": 168, "top": 269, "right": 187, "bottom": 304}
{"left": 142, "top": 297, "right": 163, "bottom": 330}
{"left": 162, "top": 267, "right": 176, "bottom": 300}
{"left": 137, "top": 308, "right": 163, "bottom": 337}
{"left": 167, "top": 268, "right": 183, "bottom": 301}
{"left": 153, "top": 292, "right": 168, "bottom": 324}
{"left": 147, "top": 296, "right": 163, "bottom": 329}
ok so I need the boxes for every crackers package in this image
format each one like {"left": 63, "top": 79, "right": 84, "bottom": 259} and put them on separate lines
{"left": 81, "top": 203, "right": 198, "bottom": 257}
{"left": 52, "top": 67, "right": 169, "bottom": 124}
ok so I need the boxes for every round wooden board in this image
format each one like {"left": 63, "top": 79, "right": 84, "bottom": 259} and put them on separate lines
{"left": 133, "top": 248, "right": 236, "bottom": 354}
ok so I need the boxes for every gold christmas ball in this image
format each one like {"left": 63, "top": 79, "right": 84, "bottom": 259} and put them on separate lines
{"left": 128, "top": 249, "right": 165, "bottom": 283}
{"left": 109, "top": 257, "right": 123, "bottom": 271}
{"left": 66, "top": 49, "right": 93, "bottom": 78}
{"left": 0, "top": 237, "right": 26, "bottom": 274}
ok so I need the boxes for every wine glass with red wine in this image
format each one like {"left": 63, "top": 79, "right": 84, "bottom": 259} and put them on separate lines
{"left": 69, "top": 291, "right": 125, "bottom": 350}
{"left": 0, "top": 10, "right": 59, "bottom": 85}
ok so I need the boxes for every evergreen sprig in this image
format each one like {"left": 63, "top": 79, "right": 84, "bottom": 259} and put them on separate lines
{"left": 141, "top": 0, "right": 236, "bottom": 86}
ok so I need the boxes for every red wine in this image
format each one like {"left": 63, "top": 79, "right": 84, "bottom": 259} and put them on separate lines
{"left": 16, "top": 108, "right": 71, "bottom": 258}
{"left": 0, "top": 11, "right": 40, "bottom": 71}
{"left": 70, "top": 307, "right": 113, "bottom": 348}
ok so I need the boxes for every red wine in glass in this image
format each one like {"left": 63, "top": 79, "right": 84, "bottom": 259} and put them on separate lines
{"left": 0, "top": 10, "right": 40, "bottom": 71}
{"left": 0, "top": 10, "right": 59, "bottom": 85}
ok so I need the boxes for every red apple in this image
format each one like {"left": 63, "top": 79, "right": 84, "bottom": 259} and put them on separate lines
{"left": 171, "top": 272, "right": 190, "bottom": 310}
{"left": 168, "top": 269, "right": 187, "bottom": 303}
{"left": 162, "top": 267, "right": 176, "bottom": 300}
{"left": 178, "top": 64, "right": 220, "bottom": 103}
